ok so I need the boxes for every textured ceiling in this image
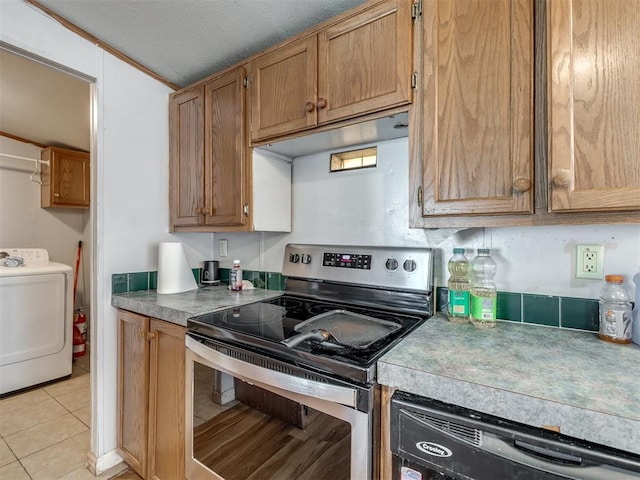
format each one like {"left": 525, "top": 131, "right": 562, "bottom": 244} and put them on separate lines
{"left": 34, "top": 0, "right": 368, "bottom": 88}
{"left": 1, "top": 0, "right": 367, "bottom": 151}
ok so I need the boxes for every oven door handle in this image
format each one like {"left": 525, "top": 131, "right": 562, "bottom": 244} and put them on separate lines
{"left": 186, "top": 335, "right": 359, "bottom": 408}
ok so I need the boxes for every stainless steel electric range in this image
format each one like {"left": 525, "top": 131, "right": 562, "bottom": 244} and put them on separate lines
{"left": 185, "top": 244, "right": 434, "bottom": 480}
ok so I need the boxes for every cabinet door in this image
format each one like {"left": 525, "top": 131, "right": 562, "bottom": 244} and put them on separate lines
{"left": 548, "top": 0, "right": 640, "bottom": 212}
{"left": 41, "top": 147, "right": 90, "bottom": 208}
{"left": 250, "top": 36, "right": 318, "bottom": 141}
{"left": 170, "top": 86, "right": 205, "bottom": 228}
{"left": 414, "top": 0, "right": 534, "bottom": 217}
{"left": 318, "top": 0, "right": 412, "bottom": 124}
{"left": 204, "top": 68, "right": 248, "bottom": 227}
{"left": 118, "top": 310, "right": 150, "bottom": 479}
{"left": 147, "top": 320, "right": 186, "bottom": 480}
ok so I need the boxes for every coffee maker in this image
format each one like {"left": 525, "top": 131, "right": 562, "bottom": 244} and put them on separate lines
{"left": 201, "top": 260, "right": 220, "bottom": 285}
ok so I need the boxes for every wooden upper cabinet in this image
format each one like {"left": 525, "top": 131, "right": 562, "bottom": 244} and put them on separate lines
{"left": 40, "top": 147, "right": 90, "bottom": 208}
{"left": 318, "top": 0, "right": 412, "bottom": 124}
{"left": 250, "top": 36, "right": 318, "bottom": 141}
{"left": 250, "top": 0, "right": 413, "bottom": 143}
{"left": 414, "top": 0, "right": 534, "bottom": 217}
{"left": 203, "top": 67, "right": 249, "bottom": 227}
{"left": 169, "top": 86, "right": 205, "bottom": 227}
{"left": 548, "top": 0, "right": 640, "bottom": 212}
{"left": 169, "top": 67, "right": 249, "bottom": 231}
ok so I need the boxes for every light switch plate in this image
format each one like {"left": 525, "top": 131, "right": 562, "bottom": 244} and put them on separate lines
{"left": 575, "top": 244, "right": 604, "bottom": 280}
{"left": 219, "top": 239, "right": 228, "bottom": 257}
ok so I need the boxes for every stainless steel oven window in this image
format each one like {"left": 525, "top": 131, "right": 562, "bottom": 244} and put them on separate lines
{"left": 186, "top": 341, "right": 372, "bottom": 480}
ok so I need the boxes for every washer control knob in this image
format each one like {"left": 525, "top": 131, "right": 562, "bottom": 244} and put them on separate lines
{"left": 301, "top": 254, "right": 312, "bottom": 264}
{"left": 385, "top": 258, "right": 398, "bottom": 271}
{"left": 403, "top": 259, "right": 417, "bottom": 273}
{"left": 289, "top": 253, "right": 300, "bottom": 263}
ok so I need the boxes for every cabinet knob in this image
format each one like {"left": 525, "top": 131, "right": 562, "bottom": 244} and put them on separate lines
{"left": 316, "top": 98, "right": 327, "bottom": 109}
{"left": 195, "top": 207, "right": 202, "bottom": 214}
{"left": 513, "top": 177, "right": 532, "bottom": 193}
{"left": 54, "top": 193, "right": 60, "bottom": 197}
{"left": 305, "top": 101, "right": 315, "bottom": 113}
{"left": 552, "top": 170, "right": 573, "bottom": 188}
{"left": 203, "top": 207, "right": 210, "bottom": 215}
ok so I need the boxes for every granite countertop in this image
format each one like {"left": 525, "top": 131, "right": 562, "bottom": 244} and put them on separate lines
{"left": 378, "top": 314, "right": 640, "bottom": 456}
{"left": 111, "top": 285, "right": 284, "bottom": 326}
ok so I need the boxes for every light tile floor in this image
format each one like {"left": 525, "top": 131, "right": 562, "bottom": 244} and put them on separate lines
{"left": 0, "top": 352, "right": 139, "bottom": 480}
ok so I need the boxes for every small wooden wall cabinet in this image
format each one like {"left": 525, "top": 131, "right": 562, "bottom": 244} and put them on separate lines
{"left": 117, "top": 309, "right": 186, "bottom": 480}
{"left": 40, "top": 146, "right": 90, "bottom": 208}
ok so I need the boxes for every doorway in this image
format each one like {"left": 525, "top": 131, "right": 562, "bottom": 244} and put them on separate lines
{"left": 0, "top": 45, "right": 97, "bottom": 475}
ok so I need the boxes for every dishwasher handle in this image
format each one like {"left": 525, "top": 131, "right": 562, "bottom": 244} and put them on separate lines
{"left": 513, "top": 440, "right": 583, "bottom": 465}
{"left": 483, "top": 432, "right": 638, "bottom": 480}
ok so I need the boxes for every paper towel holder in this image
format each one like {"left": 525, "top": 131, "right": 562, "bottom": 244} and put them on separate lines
{"left": 157, "top": 242, "right": 198, "bottom": 294}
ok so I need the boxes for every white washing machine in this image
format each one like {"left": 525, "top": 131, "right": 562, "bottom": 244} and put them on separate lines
{"left": 0, "top": 248, "right": 74, "bottom": 395}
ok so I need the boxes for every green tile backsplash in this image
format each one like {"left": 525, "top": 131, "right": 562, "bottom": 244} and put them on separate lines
{"left": 523, "top": 294, "right": 560, "bottom": 327}
{"left": 113, "top": 272, "right": 601, "bottom": 333}
{"left": 113, "top": 268, "right": 287, "bottom": 295}
{"left": 561, "top": 297, "right": 600, "bottom": 331}
{"left": 436, "top": 287, "right": 599, "bottom": 332}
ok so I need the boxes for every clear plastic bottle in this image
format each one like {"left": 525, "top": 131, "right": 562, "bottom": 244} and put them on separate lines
{"left": 470, "top": 248, "right": 497, "bottom": 328}
{"left": 230, "top": 259, "right": 243, "bottom": 291}
{"left": 598, "top": 274, "right": 632, "bottom": 344}
{"left": 447, "top": 248, "right": 470, "bottom": 323}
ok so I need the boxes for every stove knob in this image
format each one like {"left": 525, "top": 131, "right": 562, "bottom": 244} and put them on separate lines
{"left": 289, "top": 253, "right": 300, "bottom": 263}
{"left": 301, "top": 254, "right": 312, "bottom": 264}
{"left": 385, "top": 258, "right": 398, "bottom": 271}
{"left": 403, "top": 259, "right": 417, "bottom": 273}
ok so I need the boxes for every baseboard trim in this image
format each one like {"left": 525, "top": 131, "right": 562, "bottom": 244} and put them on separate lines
{"left": 87, "top": 449, "right": 126, "bottom": 476}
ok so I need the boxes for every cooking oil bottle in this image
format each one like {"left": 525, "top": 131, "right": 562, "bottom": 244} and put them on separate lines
{"left": 447, "top": 248, "right": 470, "bottom": 323}
{"left": 470, "top": 248, "right": 497, "bottom": 328}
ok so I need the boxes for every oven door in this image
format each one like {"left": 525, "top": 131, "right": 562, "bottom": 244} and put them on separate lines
{"left": 185, "top": 334, "right": 373, "bottom": 480}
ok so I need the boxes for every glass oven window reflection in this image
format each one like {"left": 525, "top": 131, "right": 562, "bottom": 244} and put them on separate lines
{"left": 193, "top": 362, "right": 351, "bottom": 480}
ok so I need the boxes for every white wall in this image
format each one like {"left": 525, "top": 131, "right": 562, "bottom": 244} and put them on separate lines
{"left": 1, "top": 0, "right": 213, "bottom": 472}
{"left": 218, "top": 137, "right": 640, "bottom": 300}
{"left": 0, "top": 136, "right": 92, "bottom": 323}
{"left": 0, "top": 137, "right": 85, "bottom": 268}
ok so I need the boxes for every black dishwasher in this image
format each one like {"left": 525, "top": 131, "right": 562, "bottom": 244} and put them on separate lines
{"left": 390, "top": 391, "right": 640, "bottom": 480}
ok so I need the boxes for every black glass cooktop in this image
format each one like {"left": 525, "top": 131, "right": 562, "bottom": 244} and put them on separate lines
{"left": 187, "top": 294, "right": 428, "bottom": 383}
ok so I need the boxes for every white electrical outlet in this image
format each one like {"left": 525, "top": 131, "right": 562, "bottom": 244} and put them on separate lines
{"left": 575, "top": 244, "right": 604, "bottom": 280}
{"left": 219, "top": 239, "right": 228, "bottom": 257}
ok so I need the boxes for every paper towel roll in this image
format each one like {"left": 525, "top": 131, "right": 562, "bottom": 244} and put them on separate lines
{"left": 157, "top": 242, "right": 198, "bottom": 294}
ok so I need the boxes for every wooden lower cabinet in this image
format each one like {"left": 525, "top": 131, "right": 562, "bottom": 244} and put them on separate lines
{"left": 117, "top": 310, "right": 186, "bottom": 480}
{"left": 379, "top": 385, "right": 396, "bottom": 480}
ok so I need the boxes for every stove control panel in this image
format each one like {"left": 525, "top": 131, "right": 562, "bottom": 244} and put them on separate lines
{"left": 322, "top": 252, "right": 371, "bottom": 270}
{"left": 283, "top": 244, "right": 434, "bottom": 291}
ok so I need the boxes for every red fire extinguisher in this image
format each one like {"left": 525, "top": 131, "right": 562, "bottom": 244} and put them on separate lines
{"left": 71, "top": 241, "right": 86, "bottom": 358}
{"left": 73, "top": 324, "right": 86, "bottom": 357}
{"left": 74, "top": 309, "right": 87, "bottom": 342}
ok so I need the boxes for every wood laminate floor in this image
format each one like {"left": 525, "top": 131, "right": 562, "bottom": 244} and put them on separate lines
{"left": 194, "top": 403, "right": 351, "bottom": 480}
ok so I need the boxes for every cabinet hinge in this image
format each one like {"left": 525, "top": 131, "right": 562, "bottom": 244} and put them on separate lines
{"left": 412, "top": 0, "right": 422, "bottom": 22}
{"left": 411, "top": 72, "right": 418, "bottom": 90}
{"left": 243, "top": 77, "right": 249, "bottom": 88}
{"left": 243, "top": 203, "right": 249, "bottom": 216}
{"left": 417, "top": 186, "right": 423, "bottom": 207}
